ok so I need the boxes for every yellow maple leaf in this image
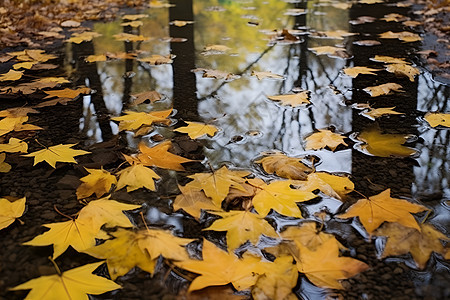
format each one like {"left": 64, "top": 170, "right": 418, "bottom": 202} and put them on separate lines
{"left": 175, "top": 122, "right": 218, "bottom": 139}
{"left": 138, "top": 54, "right": 175, "bottom": 65}
{"left": 385, "top": 63, "right": 420, "bottom": 81}
{"left": 307, "top": 46, "right": 349, "bottom": 58}
{"left": 0, "top": 116, "right": 42, "bottom": 136}
{"left": 111, "top": 109, "right": 171, "bottom": 131}
{"left": 281, "top": 222, "right": 345, "bottom": 251}
{"left": 67, "top": 31, "right": 102, "bottom": 44}
{"left": 361, "top": 107, "right": 403, "bottom": 120}
{"left": 249, "top": 178, "right": 316, "bottom": 218}
{"left": 116, "top": 163, "right": 160, "bottom": 192}
{"left": 136, "top": 140, "right": 193, "bottom": 171}
{"left": 25, "top": 50, "right": 57, "bottom": 62}
{"left": 295, "top": 238, "right": 368, "bottom": 289}
{"left": 376, "top": 222, "right": 449, "bottom": 269}
{"left": 0, "top": 197, "right": 26, "bottom": 230}
{"left": 305, "top": 129, "right": 348, "bottom": 151}
{"left": 0, "top": 107, "right": 38, "bottom": 118}
{"left": 13, "top": 61, "right": 36, "bottom": 70}
{"left": 338, "top": 189, "right": 427, "bottom": 235}
{"left": 342, "top": 66, "right": 380, "bottom": 78}
{"left": 294, "top": 172, "right": 354, "bottom": 200}
{"left": 176, "top": 239, "right": 265, "bottom": 291}
{"left": 120, "top": 20, "right": 144, "bottom": 27}
{"left": 113, "top": 32, "right": 149, "bottom": 42}
{"left": 267, "top": 91, "right": 310, "bottom": 107}
{"left": 10, "top": 261, "right": 121, "bottom": 299}
{"left": 356, "top": 126, "right": 416, "bottom": 157}
{"left": 130, "top": 90, "right": 161, "bottom": 105}
{"left": 85, "top": 54, "right": 107, "bottom": 63}
{"left": 43, "top": 87, "right": 91, "bottom": 99}
{"left": 186, "top": 166, "right": 250, "bottom": 206}
{"left": 370, "top": 55, "right": 410, "bottom": 64}
{"left": 0, "top": 153, "right": 11, "bottom": 172}
{"left": 379, "top": 31, "right": 421, "bottom": 42}
{"left": 251, "top": 70, "right": 284, "bottom": 80}
{"left": 22, "top": 144, "right": 90, "bottom": 168}
{"left": 363, "top": 82, "right": 403, "bottom": 97}
{"left": 173, "top": 185, "right": 220, "bottom": 219}
{"left": 205, "top": 210, "right": 278, "bottom": 250}
{"left": 76, "top": 168, "right": 117, "bottom": 199}
{"left": 122, "top": 14, "right": 149, "bottom": 20}
{"left": 255, "top": 152, "right": 312, "bottom": 180}
{"left": 424, "top": 112, "right": 450, "bottom": 127}
{"left": 0, "top": 69, "right": 23, "bottom": 81}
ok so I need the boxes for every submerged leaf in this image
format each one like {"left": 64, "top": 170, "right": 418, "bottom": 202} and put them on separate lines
{"left": 356, "top": 126, "right": 416, "bottom": 157}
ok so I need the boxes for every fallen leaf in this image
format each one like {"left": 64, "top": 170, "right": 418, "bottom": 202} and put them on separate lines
{"left": 294, "top": 172, "right": 354, "bottom": 199}
{"left": 379, "top": 31, "right": 422, "bottom": 42}
{"left": 113, "top": 33, "right": 149, "bottom": 42}
{"left": 173, "top": 185, "right": 220, "bottom": 219}
{"left": 375, "top": 222, "right": 449, "bottom": 269}
{"left": 0, "top": 137, "right": 28, "bottom": 153}
{"left": 85, "top": 54, "right": 107, "bottom": 63}
{"left": 10, "top": 262, "right": 121, "bottom": 299}
{"left": 139, "top": 54, "right": 174, "bottom": 65}
{"left": 381, "top": 13, "right": 409, "bottom": 22}
{"left": 355, "top": 126, "right": 416, "bottom": 157}
{"left": 305, "top": 129, "right": 348, "bottom": 151}
{"left": 191, "top": 68, "right": 240, "bottom": 81}
{"left": 353, "top": 40, "right": 381, "bottom": 46}
{"left": 176, "top": 239, "right": 265, "bottom": 291}
{"left": 349, "top": 16, "right": 376, "bottom": 25}
{"left": 43, "top": 87, "right": 90, "bottom": 99}
{"left": 363, "top": 83, "right": 403, "bottom": 97}
{"left": 61, "top": 20, "right": 81, "bottom": 27}
{"left": 267, "top": 91, "right": 310, "bottom": 107}
{"left": 308, "top": 46, "right": 349, "bottom": 58}
{"left": 0, "top": 107, "right": 38, "bottom": 118}
{"left": 361, "top": 107, "right": 404, "bottom": 120}
{"left": 116, "top": 163, "right": 160, "bottom": 192}
{"left": 111, "top": 109, "right": 171, "bottom": 131}
{"left": 22, "top": 144, "right": 90, "bottom": 168}
{"left": 13, "top": 61, "right": 36, "bottom": 70}
{"left": 343, "top": 66, "right": 380, "bottom": 78}
{"left": 0, "top": 69, "right": 23, "bottom": 81}
{"left": 370, "top": 55, "right": 410, "bottom": 64}
{"left": 255, "top": 152, "right": 312, "bottom": 180}
{"left": 171, "top": 20, "right": 194, "bottom": 27}
{"left": 129, "top": 91, "right": 161, "bottom": 106}
{"left": 281, "top": 222, "right": 344, "bottom": 251}
{"left": 338, "top": 189, "right": 427, "bottom": 234}
{"left": 205, "top": 210, "right": 278, "bottom": 250}
{"left": 0, "top": 153, "right": 11, "bottom": 173}
{"left": 76, "top": 168, "right": 117, "bottom": 199}
{"left": 424, "top": 112, "right": 450, "bottom": 127}
{"left": 251, "top": 71, "right": 284, "bottom": 80}
{"left": 312, "top": 30, "right": 358, "bottom": 39}
{"left": 249, "top": 178, "right": 316, "bottom": 218}
{"left": 0, "top": 197, "right": 26, "bottom": 230}
{"left": 67, "top": 31, "right": 102, "bottom": 44}
{"left": 174, "top": 122, "right": 218, "bottom": 139}
{"left": 0, "top": 116, "right": 42, "bottom": 136}
{"left": 136, "top": 140, "right": 193, "bottom": 171}
{"left": 121, "top": 20, "right": 144, "bottom": 27}
{"left": 122, "top": 14, "right": 149, "bottom": 20}
{"left": 385, "top": 64, "right": 420, "bottom": 81}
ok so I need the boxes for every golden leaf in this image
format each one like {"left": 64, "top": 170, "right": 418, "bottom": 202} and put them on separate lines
{"left": 113, "top": 33, "right": 149, "bottom": 42}
{"left": 0, "top": 137, "right": 28, "bottom": 153}
{"left": 0, "top": 116, "right": 42, "bottom": 136}
{"left": 138, "top": 54, "right": 174, "bottom": 65}
{"left": 136, "top": 140, "right": 193, "bottom": 171}
{"left": 356, "top": 126, "right": 416, "bottom": 157}
{"left": 22, "top": 144, "right": 90, "bottom": 168}
{"left": 76, "top": 168, "right": 117, "bottom": 199}
{"left": 122, "top": 14, "right": 149, "bottom": 20}
{"left": 171, "top": 20, "right": 194, "bottom": 27}
{"left": 305, "top": 129, "right": 348, "bottom": 151}
{"left": 385, "top": 63, "right": 420, "bottom": 81}
{"left": 379, "top": 31, "right": 422, "bottom": 42}
{"left": 116, "top": 163, "right": 160, "bottom": 192}
{"left": 43, "top": 87, "right": 91, "bottom": 99}
{"left": 120, "top": 20, "right": 144, "bottom": 27}
{"left": 255, "top": 152, "right": 312, "bottom": 180}
{"left": 293, "top": 172, "right": 354, "bottom": 200}
{"left": 67, "top": 31, "right": 102, "bottom": 44}
{"left": 342, "top": 66, "right": 380, "bottom": 78}
{"left": 281, "top": 222, "right": 344, "bottom": 251}
{"left": 0, "top": 70, "right": 23, "bottom": 81}
{"left": 424, "top": 112, "right": 450, "bottom": 127}
{"left": 0, "top": 153, "right": 11, "bottom": 172}
{"left": 192, "top": 68, "right": 240, "bottom": 80}
{"left": 251, "top": 71, "right": 284, "bottom": 80}
{"left": 307, "top": 46, "right": 349, "bottom": 58}
{"left": 363, "top": 82, "right": 403, "bottom": 97}
{"left": 85, "top": 54, "right": 107, "bottom": 63}
{"left": 111, "top": 109, "right": 171, "bottom": 131}
{"left": 267, "top": 91, "right": 310, "bottom": 107}
{"left": 370, "top": 55, "right": 410, "bottom": 64}
{"left": 174, "top": 122, "right": 218, "bottom": 139}
{"left": 0, "top": 197, "right": 26, "bottom": 230}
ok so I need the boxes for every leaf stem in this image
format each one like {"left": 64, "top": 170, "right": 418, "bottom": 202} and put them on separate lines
{"left": 53, "top": 205, "right": 74, "bottom": 220}
{"left": 49, "top": 257, "right": 62, "bottom": 276}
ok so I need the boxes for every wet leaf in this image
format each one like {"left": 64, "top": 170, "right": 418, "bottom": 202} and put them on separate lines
{"left": 379, "top": 31, "right": 422, "bottom": 42}
{"left": 10, "top": 261, "right": 121, "bottom": 299}
{"left": 173, "top": 185, "right": 220, "bottom": 220}
{"left": 23, "top": 144, "right": 90, "bottom": 168}
{"left": 343, "top": 66, "right": 380, "bottom": 78}
{"left": 43, "top": 87, "right": 91, "bottom": 99}
{"left": 305, "top": 129, "right": 348, "bottom": 151}
{"left": 111, "top": 109, "right": 171, "bottom": 131}
{"left": 356, "top": 126, "right": 416, "bottom": 157}
{"left": 251, "top": 71, "right": 284, "bottom": 80}
{"left": 0, "top": 107, "right": 38, "bottom": 118}
{"left": 0, "top": 70, "right": 23, "bottom": 81}
{"left": 113, "top": 33, "right": 149, "bottom": 42}
{"left": 61, "top": 20, "right": 81, "bottom": 27}
{"left": 175, "top": 122, "right": 218, "bottom": 139}
{"left": 308, "top": 46, "right": 349, "bottom": 58}
{"left": 138, "top": 54, "right": 174, "bottom": 65}
{"left": 381, "top": 13, "right": 409, "bottom": 22}
{"left": 0, "top": 116, "right": 42, "bottom": 136}
{"left": 0, "top": 137, "right": 28, "bottom": 153}
{"left": 176, "top": 239, "right": 265, "bottom": 291}
{"left": 294, "top": 238, "right": 368, "bottom": 289}
{"left": 338, "top": 189, "right": 427, "bottom": 235}
{"left": 353, "top": 40, "right": 381, "bottom": 46}
{"left": 361, "top": 107, "right": 404, "bottom": 120}
{"left": 312, "top": 30, "right": 358, "bottom": 39}
{"left": 116, "top": 163, "right": 160, "bottom": 192}
{"left": 385, "top": 64, "right": 420, "bottom": 81}
{"left": 120, "top": 20, "right": 143, "bottom": 27}
{"left": 136, "top": 140, "right": 193, "bottom": 171}
{"left": 0, "top": 197, "right": 26, "bottom": 230}
{"left": 370, "top": 55, "right": 410, "bottom": 64}
{"left": 85, "top": 54, "right": 107, "bottom": 63}
{"left": 122, "top": 14, "right": 149, "bottom": 20}
{"left": 424, "top": 112, "right": 450, "bottom": 127}
{"left": 267, "top": 91, "right": 310, "bottom": 107}
{"left": 13, "top": 61, "right": 36, "bottom": 70}
{"left": 171, "top": 20, "right": 194, "bottom": 27}
{"left": 130, "top": 91, "right": 161, "bottom": 106}
{"left": 255, "top": 152, "right": 312, "bottom": 180}
{"left": 249, "top": 178, "right": 316, "bottom": 218}
{"left": 67, "top": 31, "right": 102, "bottom": 44}
{"left": 375, "top": 223, "right": 449, "bottom": 269}
{"left": 76, "top": 168, "right": 117, "bottom": 199}
{"left": 363, "top": 83, "right": 403, "bottom": 97}
{"left": 281, "top": 222, "right": 344, "bottom": 251}
{"left": 205, "top": 210, "right": 278, "bottom": 250}
{"left": 294, "top": 172, "right": 354, "bottom": 200}
{"left": 192, "top": 68, "right": 240, "bottom": 81}
{"left": 0, "top": 153, "right": 11, "bottom": 173}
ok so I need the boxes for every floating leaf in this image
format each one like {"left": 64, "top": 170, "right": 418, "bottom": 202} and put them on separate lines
{"left": 267, "top": 91, "right": 310, "bottom": 107}
{"left": 122, "top": 14, "right": 149, "bottom": 20}
{"left": 0, "top": 70, "right": 23, "bottom": 81}
{"left": 43, "top": 87, "right": 91, "bottom": 99}
{"left": 171, "top": 20, "right": 194, "bottom": 27}
{"left": 192, "top": 68, "right": 240, "bottom": 81}
{"left": 255, "top": 152, "right": 312, "bottom": 180}
{"left": 85, "top": 54, "right": 107, "bottom": 63}
{"left": 305, "top": 129, "right": 348, "bottom": 151}
{"left": 370, "top": 55, "right": 410, "bottom": 64}
{"left": 111, "top": 109, "right": 171, "bottom": 131}
{"left": 121, "top": 20, "right": 144, "bottom": 27}
{"left": 175, "top": 122, "right": 218, "bottom": 139}
{"left": 379, "top": 31, "right": 421, "bottom": 42}
{"left": 116, "top": 163, "right": 160, "bottom": 192}
{"left": 76, "top": 168, "right": 117, "bottom": 199}
{"left": 113, "top": 33, "right": 149, "bottom": 42}
{"left": 281, "top": 222, "right": 344, "bottom": 251}
{"left": 385, "top": 64, "right": 420, "bottom": 81}
{"left": 424, "top": 112, "right": 450, "bottom": 127}
{"left": 251, "top": 71, "right": 284, "bottom": 80}
{"left": 308, "top": 46, "right": 349, "bottom": 58}
{"left": 342, "top": 66, "right": 380, "bottom": 78}
{"left": 130, "top": 91, "right": 161, "bottom": 105}
{"left": 67, "top": 31, "right": 102, "bottom": 44}
{"left": 136, "top": 140, "right": 193, "bottom": 171}
{"left": 23, "top": 144, "right": 90, "bottom": 168}
{"left": 363, "top": 83, "right": 403, "bottom": 97}
{"left": 139, "top": 54, "right": 175, "bottom": 65}
{"left": 361, "top": 107, "right": 403, "bottom": 120}
{"left": 0, "top": 153, "right": 11, "bottom": 172}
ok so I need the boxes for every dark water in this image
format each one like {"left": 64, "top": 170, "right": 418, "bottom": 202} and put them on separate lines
{"left": 1, "top": 0, "right": 449, "bottom": 299}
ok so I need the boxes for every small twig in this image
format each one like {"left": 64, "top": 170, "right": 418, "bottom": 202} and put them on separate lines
{"left": 49, "top": 257, "right": 62, "bottom": 276}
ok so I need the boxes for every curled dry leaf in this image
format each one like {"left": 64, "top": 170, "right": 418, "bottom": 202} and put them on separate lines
{"left": 363, "top": 83, "right": 403, "bottom": 97}
{"left": 385, "top": 64, "right": 420, "bottom": 81}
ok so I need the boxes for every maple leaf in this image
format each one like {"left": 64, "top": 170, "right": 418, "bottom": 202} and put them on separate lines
{"left": 22, "top": 144, "right": 90, "bottom": 168}
{"left": 293, "top": 172, "right": 354, "bottom": 200}
{"left": 10, "top": 261, "right": 121, "bottom": 299}
{"left": 85, "top": 54, "right": 107, "bottom": 63}
{"left": 281, "top": 222, "right": 344, "bottom": 251}
{"left": 139, "top": 55, "right": 175, "bottom": 65}
{"left": 25, "top": 50, "right": 57, "bottom": 62}
{"left": 0, "top": 116, "right": 42, "bottom": 136}
{"left": 43, "top": 87, "right": 91, "bottom": 99}
{"left": 255, "top": 152, "right": 312, "bottom": 180}
{"left": 186, "top": 166, "right": 251, "bottom": 206}
{"left": 305, "top": 129, "right": 348, "bottom": 151}
{"left": 338, "top": 189, "right": 427, "bottom": 235}
{"left": 67, "top": 31, "right": 102, "bottom": 44}
{"left": 205, "top": 210, "right": 278, "bottom": 250}
{"left": 174, "top": 122, "right": 218, "bottom": 139}
{"left": 267, "top": 91, "right": 310, "bottom": 107}
{"left": 375, "top": 223, "right": 449, "bottom": 269}
{"left": 176, "top": 239, "right": 265, "bottom": 291}
{"left": 111, "top": 109, "right": 171, "bottom": 131}
{"left": 363, "top": 83, "right": 403, "bottom": 97}
{"left": 85, "top": 228, "right": 192, "bottom": 279}
{"left": 136, "top": 141, "right": 193, "bottom": 171}
{"left": 355, "top": 126, "right": 416, "bottom": 157}
{"left": 379, "top": 31, "right": 421, "bottom": 42}
{"left": 294, "top": 238, "right": 368, "bottom": 289}
{"left": 370, "top": 55, "right": 410, "bottom": 64}
{"left": 173, "top": 185, "right": 220, "bottom": 219}
{"left": 0, "top": 107, "right": 38, "bottom": 118}
{"left": 123, "top": 14, "right": 149, "bottom": 20}
{"left": 381, "top": 13, "right": 409, "bottom": 22}
{"left": 23, "top": 217, "right": 109, "bottom": 259}
{"left": 13, "top": 61, "right": 36, "bottom": 70}
{"left": 76, "top": 168, "right": 117, "bottom": 199}
{"left": 385, "top": 64, "right": 420, "bottom": 81}
{"left": 191, "top": 68, "right": 240, "bottom": 81}
{"left": 115, "top": 163, "right": 160, "bottom": 192}
{"left": 0, "top": 197, "right": 26, "bottom": 230}
{"left": 77, "top": 197, "right": 141, "bottom": 230}
{"left": 113, "top": 32, "right": 149, "bottom": 42}
{"left": 0, "top": 69, "right": 23, "bottom": 81}
{"left": 171, "top": 20, "right": 194, "bottom": 27}
{"left": 121, "top": 20, "right": 144, "bottom": 27}
{"left": 0, "top": 153, "right": 11, "bottom": 172}
{"left": 361, "top": 107, "right": 403, "bottom": 120}
{"left": 252, "top": 256, "right": 298, "bottom": 300}
{"left": 424, "top": 112, "right": 450, "bottom": 127}
{"left": 307, "top": 46, "right": 349, "bottom": 58}
{"left": 249, "top": 178, "right": 316, "bottom": 218}
{"left": 342, "top": 66, "right": 380, "bottom": 78}
{"left": 251, "top": 71, "right": 284, "bottom": 80}
{"left": 130, "top": 91, "right": 161, "bottom": 105}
